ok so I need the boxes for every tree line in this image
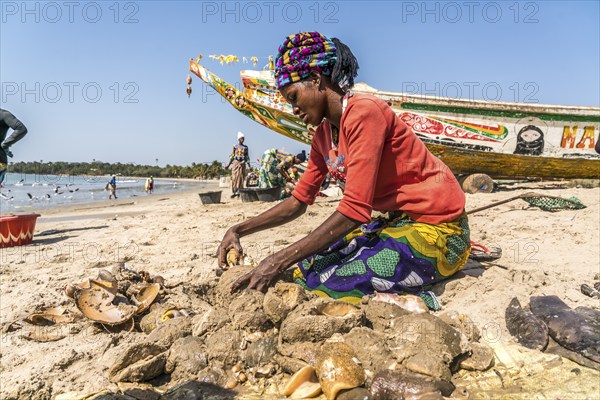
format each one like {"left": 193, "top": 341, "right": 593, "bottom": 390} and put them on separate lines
{"left": 8, "top": 160, "right": 231, "bottom": 179}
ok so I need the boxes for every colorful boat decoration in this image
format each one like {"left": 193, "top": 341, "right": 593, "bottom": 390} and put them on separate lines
{"left": 189, "top": 59, "right": 600, "bottom": 179}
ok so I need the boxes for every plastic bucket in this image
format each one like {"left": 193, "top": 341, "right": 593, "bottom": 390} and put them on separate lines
{"left": 255, "top": 187, "right": 282, "bottom": 202}
{"left": 238, "top": 188, "right": 259, "bottom": 203}
{"left": 219, "top": 176, "right": 230, "bottom": 188}
{"left": 198, "top": 191, "right": 222, "bottom": 204}
{"left": 0, "top": 214, "right": 41, "bottom": 248}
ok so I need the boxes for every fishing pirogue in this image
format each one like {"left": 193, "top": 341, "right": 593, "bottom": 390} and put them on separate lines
{"left": 188, "top": 58, "right": 600, "bottom": 184}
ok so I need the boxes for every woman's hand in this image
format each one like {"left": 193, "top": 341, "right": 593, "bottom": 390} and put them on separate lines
{"left": 229, "top": 210, "right": 360, "bottom": 293}
{"left": 215, "top": 196, "right": 308, "bottom": 273}
{"left": 217, "top": 227, "right": 243, "bottom": 270}
{"left": 231, "top": 255, "right": 284, "bottom": 293}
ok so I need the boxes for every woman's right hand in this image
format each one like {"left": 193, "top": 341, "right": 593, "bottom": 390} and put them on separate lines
{"left": 217, "top": 227, "right": 244, "bottom": 270}
{"left": 215, "top": 197, "right": 309, "bottom": 270}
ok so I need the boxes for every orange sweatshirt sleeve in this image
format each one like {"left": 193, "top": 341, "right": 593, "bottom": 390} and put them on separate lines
{"left": 336, "top": 99, "right": 387, "bottom": 223}
{"left": 291, "top": 129, "right": 329, "bottom": 205}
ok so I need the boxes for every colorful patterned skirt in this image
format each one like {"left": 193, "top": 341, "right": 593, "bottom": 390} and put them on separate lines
{"left": 231, "top": 160, "right": 246, "bottom": 194}
{"left": 293, "top": 213, "right": 471, "bottom": 304}
{"left": 258, "top": 149, "right": 283, "bottom": 189}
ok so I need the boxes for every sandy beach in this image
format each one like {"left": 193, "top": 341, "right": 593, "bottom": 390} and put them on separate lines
{"left": 1, "top": 181, "right": 599, "bottom": 399}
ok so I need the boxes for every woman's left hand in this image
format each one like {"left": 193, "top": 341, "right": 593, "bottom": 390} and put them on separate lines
{"left": 231, "top": 255, "right": 284, "bottom": 293}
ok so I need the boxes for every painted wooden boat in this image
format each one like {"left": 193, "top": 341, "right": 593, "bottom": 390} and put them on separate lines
{"left": 189, "top": 59, "right": 600, "bottom": 179}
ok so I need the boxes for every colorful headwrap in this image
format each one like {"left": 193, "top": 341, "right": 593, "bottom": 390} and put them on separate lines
{"left": 274, "top": 32, "right": 337, "bottom": 89}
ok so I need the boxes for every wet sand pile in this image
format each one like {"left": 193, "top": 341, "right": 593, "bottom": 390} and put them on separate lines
{"left": 7, "top": 263, "right": 499, "bottom": 400}
{"left": 1, "top": 183, "right": 599, "bottom": 399}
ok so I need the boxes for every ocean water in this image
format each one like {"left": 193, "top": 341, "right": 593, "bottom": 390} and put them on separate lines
{"left": 0, "top": 172, "right": 210, "bottom": 213}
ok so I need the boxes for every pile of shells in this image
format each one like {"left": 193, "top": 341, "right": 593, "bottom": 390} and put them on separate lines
{"left": 4, "top": 264, "right": 173, "bottom": 342}
{"left": 3, "top": 305, "right": 81, "bottom": 342}
{"left": 66, "top": 264, "right": 166, "bottom": 332}
{"left": 99, "top": 265, "right": 495, "bottom": 400}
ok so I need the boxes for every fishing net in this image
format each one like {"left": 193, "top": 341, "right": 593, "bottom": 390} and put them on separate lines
{"left": 468, "top": 192, "right": 588, "bottom": 216}
{"left": 521, "top": 195, "right": 586, "bottom": 212}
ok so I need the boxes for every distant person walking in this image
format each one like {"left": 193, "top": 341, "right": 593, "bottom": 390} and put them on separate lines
{"left": 107, "top": 175, "right": 117, "bottom": 199}
{"left": 145, "top": 176, "right": 154, "bottom": 194}
{"left": 0, "top": 109, "right": 28, "bottom": 187}
{"left": 225, "top": 131, "right": 250, "bottom": 197}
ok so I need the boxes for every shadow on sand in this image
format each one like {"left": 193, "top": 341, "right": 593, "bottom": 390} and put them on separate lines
{"left": 35, "top": 225, "right": 109, "bottom": 237}
{"left": 91, "top": 380, "right": 237, "bottom": 400}
{"left": 31, "top": 226, "right": 109, "bottom": 245}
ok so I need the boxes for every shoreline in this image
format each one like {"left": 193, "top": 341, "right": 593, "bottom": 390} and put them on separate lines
{"left": 1, "top": 177, "right": 221, "bottom": 217}
{"left": 36, "top": 183, "right": 220, "bottom": 217}
{"left": 4, "top": 171, "right": 224, "bottom": 183}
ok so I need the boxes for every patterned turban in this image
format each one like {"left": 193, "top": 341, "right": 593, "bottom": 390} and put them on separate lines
{"left": 274, "top": 32, "right": 337, "bottom": 89}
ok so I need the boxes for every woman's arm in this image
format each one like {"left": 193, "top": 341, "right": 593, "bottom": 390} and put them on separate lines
{"left": 279, "top": 165, "right": 292, "bottom": 182}
{"left": 217, "top": 195, "right": 308, "bottom": 267}
{"left": 276, "top": 156, "right": 293, "bottom": 182}
{"left": 237, "top": 195, "right": 308, "bottom": 235}
{"left": 0, "top": 109, "right": 28, "bottom": 149}
{"left": 224, "top": 146, "right": 235, "bottom": 168}
{"left": 231, "top": 210, "right": 361, "bottom": 292}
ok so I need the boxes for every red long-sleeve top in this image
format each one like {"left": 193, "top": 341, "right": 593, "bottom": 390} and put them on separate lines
{"left": 292, "top": 93, "right": 465, "bottom": 224}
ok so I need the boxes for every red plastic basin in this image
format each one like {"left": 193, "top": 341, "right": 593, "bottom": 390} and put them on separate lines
{"left": 0, "top": 214, "right": 41, "bottom": 248}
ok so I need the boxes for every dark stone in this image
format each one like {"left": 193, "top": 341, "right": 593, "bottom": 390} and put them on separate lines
{"left": 245, "top": 335, "right": 278, "bottom": 367}
{"left": 338, "top": 387, "right": 372, "bottom": 400}
{"left": 370, "top": 370, "right": 454, "bottom": 400}
{"left": 505, "top": 297, "right": 549, "bottom": 351}
{"left": 161, "top": 381, "right": 236, "bottom": 400}
{"left": 530, "top": 295, "right": 600, "bottom": 363}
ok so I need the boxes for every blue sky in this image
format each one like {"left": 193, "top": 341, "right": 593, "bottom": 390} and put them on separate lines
{"left": 1, "top": 0, "right": 599, "bottom": 167}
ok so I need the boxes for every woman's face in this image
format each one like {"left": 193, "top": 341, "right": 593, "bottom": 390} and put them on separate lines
{"left": 280, "top": 79, "right": 327, "bottom": 126}
{"left": 520, "top": 129, "right": 541, "bottom": 143}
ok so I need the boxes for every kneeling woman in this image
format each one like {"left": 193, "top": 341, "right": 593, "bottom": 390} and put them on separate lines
{"left": 218, "top": 32, "right": 470, "bottom": 305}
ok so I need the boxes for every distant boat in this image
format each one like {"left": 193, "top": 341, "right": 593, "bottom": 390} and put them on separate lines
{"left": 189, "top": 60, "right": 600, "bottom": 181}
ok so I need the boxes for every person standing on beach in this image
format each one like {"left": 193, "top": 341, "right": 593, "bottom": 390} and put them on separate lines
{"left": 108, "top": 175, "right": 117, "bottom": 199}
{"left": 225, "top": 132, "right": 250, "bottom": 197}
{"left": 218, "top": 32, "right": 470, "bottom": 308}
{"left": 145, "top": 176, "right": 154, "bottom": 194}
{"left": 0, "top": 109, "right": 28, "bottom": 187}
